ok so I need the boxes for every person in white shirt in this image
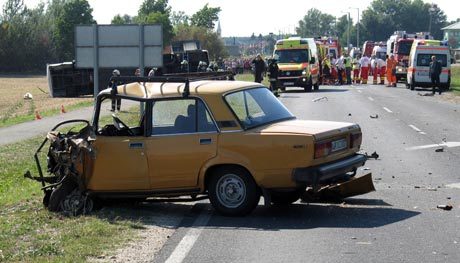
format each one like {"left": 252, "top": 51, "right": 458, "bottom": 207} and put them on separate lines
{"left": 359, "top": 55, "right": 370, "bottom": 84}
{"left": 335, "top": 56, "right": 345, "bottom": 85}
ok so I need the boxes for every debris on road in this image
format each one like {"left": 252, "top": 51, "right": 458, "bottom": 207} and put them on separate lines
{"left": 362, "top": 167, "right": 371, "bottom": 171}
{"left": 437, "top": 205, "right": 453, "bottom": 211}
{"left": 370, "top": 114, "right": 378, "bottom": 119}
{"left": 365, "top": 151, "right": 379, "bottom": 159}
{"left": 312, "top": 96, "right": 328, "bottom": 102}
{"left": 348, "top": 113, "right": 352, "bottom": 116}
{"left": 23, "top": 92, "right": 33, "bottom": 100}
{"left": 418, "top": 92, "right": 434, "bottom": 96}
{"left": 435, "top": 148, "right": 444, "bottom": 152}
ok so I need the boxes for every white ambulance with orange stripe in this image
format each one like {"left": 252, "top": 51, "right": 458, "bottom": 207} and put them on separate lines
{"left": 406, "top": 39, "right": 451, "bottom": 90}
{"left": 273, "top": 37, "right": 320, "bottom": 92}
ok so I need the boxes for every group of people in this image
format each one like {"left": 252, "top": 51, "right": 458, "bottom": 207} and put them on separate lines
{"left": 321, "top": 53, "right": 400, "bottom": 87}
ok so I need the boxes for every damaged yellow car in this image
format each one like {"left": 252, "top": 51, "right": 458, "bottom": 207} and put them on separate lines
{"left": 26, "top": 74, "right": 374, "bottom": 216}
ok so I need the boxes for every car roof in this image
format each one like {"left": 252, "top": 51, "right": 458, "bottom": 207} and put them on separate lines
{"left": 99, "top": 80, "right": 264, "bottom": 99}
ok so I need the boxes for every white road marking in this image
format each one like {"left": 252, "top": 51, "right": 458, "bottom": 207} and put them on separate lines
{"left": 408, "top": 124, "right": 422, "bottom": 132}
{"left": 446, "top": 183, "right": 460, "bottom": 189}
{"left": 165, "top": 210, "right": 212, "bottom": 263}
{"left": 383, "top": 107, "right": 393, "bottom": 113}
{"left": 368, "top": 97, "right": 374, "bottom": 101}
{"left": 358, "top": 90, "right": 362, "bottom": 93}
{"left": 405, "top": 141, "right": 460, "bottom": 151}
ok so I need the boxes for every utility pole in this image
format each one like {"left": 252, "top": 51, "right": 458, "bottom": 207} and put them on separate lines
{"left": 350, "top": 7, "right": 360, "bottom": 48}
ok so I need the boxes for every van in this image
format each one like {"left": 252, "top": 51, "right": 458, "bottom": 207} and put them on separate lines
{"left": 274, "top": 37, "right": 320, "bottom": 92}
{"left": 406, "top": 40, "right": 451, "bottom": 90}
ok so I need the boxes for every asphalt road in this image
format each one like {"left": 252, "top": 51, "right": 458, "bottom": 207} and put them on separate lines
{"left": 153, "top": 83, "right": 460, "bottom": 263}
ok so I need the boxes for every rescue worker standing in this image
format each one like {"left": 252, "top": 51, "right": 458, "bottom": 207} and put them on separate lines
{"left": 359, "top": 54, "right": 370, "bottom": 84}
{"left": 371, "top": 55, "right": 379, "bottom": 84}
{"left": 429, "top": 55, "right": 443, "bottom": 95}
{"left": 267, "top": 57, "right": 279, "bottom": 95}
{"left": 252, "top": 54, "right": 266, "bottom": 83}
{"left": 322, "top": 55, "right": 332, "bottom": 85}
{"left": 386, "top": 55, "right": 397, "bottom": 87}
{"left": 335, "top": 55, "right": 345, "bottom": 85}
{"left": 344, "top": 53, "right": 352, "bottom": 85}
{"left": 377, "top": 56, "right": 386, "bottom": 85}
{"left": 110, "top": 69, "right": 121, "bottom": 112}
{"left": 352, "top": 55, "right": 361, "bottom": 84}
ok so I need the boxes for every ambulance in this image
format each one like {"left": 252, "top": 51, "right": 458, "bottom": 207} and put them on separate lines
{"left": 406, "top": 39, "right": 451, "bottom": 91}
{"left": 274, "top": 37, "right": 320, "bottom": 92}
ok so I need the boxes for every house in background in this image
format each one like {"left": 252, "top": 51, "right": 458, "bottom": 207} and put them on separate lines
{"left": 442, "top": 21, "right": 460, "bottom": 61}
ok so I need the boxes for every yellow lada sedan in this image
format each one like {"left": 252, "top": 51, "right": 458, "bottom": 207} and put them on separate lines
{"left": 27, "top": 75, "right": 371, "bottom": 216}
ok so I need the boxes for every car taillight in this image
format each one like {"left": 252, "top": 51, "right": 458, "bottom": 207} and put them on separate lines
{"left": 350, "top": 132, "right": 362, "bottom": 149}
{"left": 314, "top": 141, "right": 332, "bottom": 159}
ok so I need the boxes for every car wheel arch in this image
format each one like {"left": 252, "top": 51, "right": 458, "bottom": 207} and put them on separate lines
{"left": 204, "top": 164, "right": 257, "bottom": 191}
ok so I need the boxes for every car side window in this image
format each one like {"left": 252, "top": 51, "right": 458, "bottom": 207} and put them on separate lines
{"left": 151, "top": 98, "right": 217, "bottom": 135}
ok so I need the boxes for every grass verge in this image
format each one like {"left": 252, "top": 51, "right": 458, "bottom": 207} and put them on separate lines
{"left": 0, "top": 100, "right": 94, "bottom": 128}
{"left": 451, "top": 65, "right": 460, "bottom": 93}
{"left": 0, "top": 135, "right": 140, "bottom": 262}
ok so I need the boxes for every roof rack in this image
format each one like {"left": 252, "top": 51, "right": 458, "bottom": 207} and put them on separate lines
{"left": 109, "top": 71, "right": 235, "bottom": 98}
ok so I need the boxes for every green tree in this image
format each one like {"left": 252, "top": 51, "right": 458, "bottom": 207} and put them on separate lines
{"left": 190, "top": 4, "right": 221, "bottom": 29}
{"left": 296, "top": 8, "right": 335, "bottom": 37}
{"left": 174, "top": 24, "right": 227, "bottom": 59}
{"left": 136, "top": 0, "right": 173, "bottom": 45}
{"left": 54, "top": 0, "right": 94, "bottom": 61}
{"left": 171, "top": 10, "right": 189, "bottom": 26}
{"left": 138, "top": 0, "right": 170, "bottom": 16}
{"left": 360, "top": 0, "right": 447, "bottom": 41}
{"left": 111, "top": 14, "right": 133, "bottom": 24}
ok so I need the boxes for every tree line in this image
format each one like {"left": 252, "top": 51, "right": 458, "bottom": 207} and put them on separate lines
{"left": 1, "top": 0, "right": 457, "bottom": 72}
{"left": 0, "top": 0, "right": 225, "bottom": 72}
{"left": 296, "top": 0, "right": 455, "bottom": 49}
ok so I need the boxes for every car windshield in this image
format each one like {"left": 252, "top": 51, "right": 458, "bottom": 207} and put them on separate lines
{"left": 396, "top": 41, "right": 413, "bottom": 55}
{"left": 275, "top": 49, "right": 309, "bottom": 63}
{"left": 225, "top": 87, "right": 295, "bottom": 129}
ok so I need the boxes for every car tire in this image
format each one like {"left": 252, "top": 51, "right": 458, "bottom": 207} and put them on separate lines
{"left": 271, "top": 190, "right": 303, "bottom": 205}
{"left": 48, "top": 178, "right": 77, "bottom": 212}
{"left": 208, "top": 166, "right": 260, "bottom": 216}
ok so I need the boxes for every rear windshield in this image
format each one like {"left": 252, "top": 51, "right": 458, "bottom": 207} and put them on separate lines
{"left": 416, "top": 54, "right": 447, "bottom": 67}
{"left": 225, "top": 87, "right": 295, "bottom": 129}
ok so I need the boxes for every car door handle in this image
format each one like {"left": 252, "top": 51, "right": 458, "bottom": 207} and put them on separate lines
{"left": 200, "top": 138, "right": 212, "bottom": 145}
{"left": 129, "top": 142, "right": 144, "bottom": 149}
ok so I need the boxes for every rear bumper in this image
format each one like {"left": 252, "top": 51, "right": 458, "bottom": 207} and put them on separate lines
{"left": 292, "top": 154, "right": 367, "bottom": 186}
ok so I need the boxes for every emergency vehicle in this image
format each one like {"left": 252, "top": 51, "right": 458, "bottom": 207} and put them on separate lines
{"left": 274, "top": 37, "right": 320, "bottom": 92}
{"left": 387, "top": 31, "right": 432, "bottom": 82}
{"left": 316, "top": 37, "right": 342, "bottom": 60}
{"left": 406, "top": 39, "right": 451, "bottom": 91}
{"left": 362, "top": 41, "right": 375, "bottom": 58}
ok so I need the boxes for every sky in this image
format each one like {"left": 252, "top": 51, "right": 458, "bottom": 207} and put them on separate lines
{"left": 2, "top": 0, "right": 459, "bottom": 37}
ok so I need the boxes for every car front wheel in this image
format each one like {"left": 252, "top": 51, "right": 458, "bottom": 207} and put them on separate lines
{"left": 208, "top": 167, "right": 260, "bottom": 216}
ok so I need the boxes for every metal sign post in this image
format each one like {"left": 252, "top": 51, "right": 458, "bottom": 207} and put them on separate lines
{"left": 75, "top": 24, "right": 163, "bottom": 97}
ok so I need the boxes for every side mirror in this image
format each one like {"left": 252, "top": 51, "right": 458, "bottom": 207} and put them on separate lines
{"left": 310, "top": 57, "right": 316, "bottom": 64}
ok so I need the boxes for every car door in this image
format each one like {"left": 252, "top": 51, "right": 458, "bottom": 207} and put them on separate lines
{"left": 145, "top": 98, "right": 218, "bottom": 189}
{"left": 87, "top": 98, "right": 150, "bottom": 191}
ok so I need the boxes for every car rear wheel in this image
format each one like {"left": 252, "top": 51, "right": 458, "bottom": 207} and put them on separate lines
{"left": 271, "top": 190, "right": 303, "bottom": 205}
{"left": 208, "top": 167, "right": 260, "bottom": 216}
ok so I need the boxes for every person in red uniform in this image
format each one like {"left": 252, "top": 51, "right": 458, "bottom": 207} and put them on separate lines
{"left": 386, "top": 55, "right": 397, "bottom": 87}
